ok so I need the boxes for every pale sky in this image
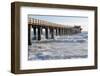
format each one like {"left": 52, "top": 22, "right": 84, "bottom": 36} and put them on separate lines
{"left": 28, "top": 15, "right": 88, "bottom": 31}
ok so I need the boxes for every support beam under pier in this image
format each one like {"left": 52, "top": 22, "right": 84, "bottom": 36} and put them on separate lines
{"left": 58, "top": 28, "right": 61, "bottom": 35}
{"left": 37, "top": 26, "right": 41, "bottom": 40}
{"left": 55, "top": 28, "right": 58, "bottom": 36}
{"left": 28, "top": 25, "right": 32, "bottom": 45}
{"left": 61, "top": 28, "right": 63, "bottom": 35}
{"left": 50, "top": 28, "right": 54, "bottom": 39}
{"left": 45, "top": 27, "right": 49, "bottom": 39}
{"left": 32, "top": 26, "right": 37, "bottom": 40}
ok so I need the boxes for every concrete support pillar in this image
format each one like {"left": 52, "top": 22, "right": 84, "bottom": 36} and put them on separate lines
{"left": 28, "top": 25, "right": 32, "bottom": 45}
{"left": 61, "top": 28, "right": 62, "bottom": 35}
{"left": 60, "top": 28, "right": 62, "bottom": 35}
{"left": 66, "top": 29, "right": 68, "bottom": 35}
{"left": 64, "top": 29, "right": 65, "bottom": 35}
{"left": 41, "top": 27, "right": 43, "bottom": 34}
{"left": 64, "top": 29, "right": 67, "bottom": 35}
{"left": 45, "top": 27, "right": 48, "bottom": 39}
{"left": 57, "top": 28, "right": 59, "bottom": 36}
{"left": 70, "top": 29, "right": 72, "bottom": 35}
{"left": 67, "top": 29, "right": 70, "bottom": 35}
{"left": 32, "top": 26, "right": 36, "bottom": 40}
{"left": 50, "top": 28, "right": 54, "bottom": 39}
{"left": 37, "top": 26, "right": 41, "bottom": 40}
{"left": 61, "top": 28, "right": 63, "bottom": 35}
{"left": 58, "top": 28, "right": 61, "bottom": 35}
{"left": 55, "top": 28, "right": 58, "bottom": 36}
{"left": 62, "top": 28, "right": 64, "bottom": 35}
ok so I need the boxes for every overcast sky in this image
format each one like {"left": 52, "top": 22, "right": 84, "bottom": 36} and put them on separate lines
{"left": 28, "top": 15, "right": 88, "bottom": 31}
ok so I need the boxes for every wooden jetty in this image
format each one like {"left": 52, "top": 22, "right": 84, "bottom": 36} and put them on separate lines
{"left": 28, "top": 18, "right": 82, "bottom": 45}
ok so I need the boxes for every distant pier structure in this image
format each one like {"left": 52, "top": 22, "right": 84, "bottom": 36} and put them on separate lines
{"left": 28, "top": 18, "right": 82, "bottom": 45}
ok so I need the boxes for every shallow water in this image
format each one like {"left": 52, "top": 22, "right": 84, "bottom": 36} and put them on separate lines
{"left": 28, "top": 31, "right": 88, "bottom": 60}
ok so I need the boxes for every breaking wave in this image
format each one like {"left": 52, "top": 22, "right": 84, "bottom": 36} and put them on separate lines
{"left": 28, "top": 31, "right": 88, "bottom": 60}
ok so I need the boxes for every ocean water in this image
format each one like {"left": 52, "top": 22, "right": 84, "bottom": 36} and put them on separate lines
{"left": 28, "top": 31, "right": 88, "bottom": 60}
